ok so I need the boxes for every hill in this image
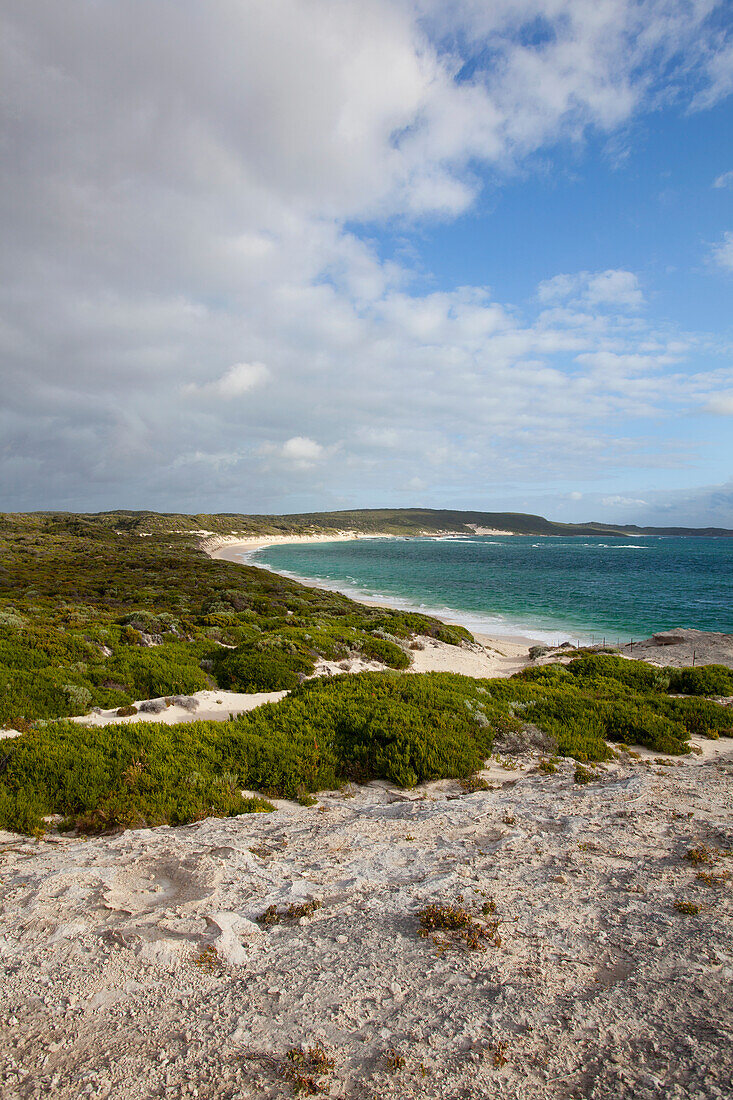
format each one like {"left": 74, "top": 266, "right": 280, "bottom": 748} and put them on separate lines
{"left": 8, "top": 507, "right": 733, "bottom": 538}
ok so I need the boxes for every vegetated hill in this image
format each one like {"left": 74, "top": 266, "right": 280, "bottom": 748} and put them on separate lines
{"left": 610, "top": 523, "right": 733, "bottom": 537}
{"left": 0, "top": 514, "right": 470, "bottom": 730}
{"left": 9, "top": 508, "right": 733, "bottom": 538}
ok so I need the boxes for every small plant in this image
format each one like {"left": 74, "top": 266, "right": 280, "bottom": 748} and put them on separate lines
{"left": 259, "top": 900, "right": 323, "bottom": 925}
{"left": 481, "top": 899, "right": 497, "bottom": 914}
{"left": 493, "top": 1041, "right": 509, "bottom": 1068}
{"left": 383, "top": 1049, "right": 406, "bottom": 1071}
{"left": 192, "top": 944, "right": 220, "bottom": 972}
{"left": 673, "top": 899, "right": 700, "bottom": 915}
{"left": 297, "top": 793, "right": 318, "bottom": 807}
{"left": 574, "top": 765, "right": 593, "bottom": 784}
{"left": 537, "top": 758, "right": 557, "bottom": 774}
{"left": 116, "top": 704, "right": 138, "bottom": 717}
{"left": 287, "top": 1045, "right": 335, "bottom": 1074}
{"left": 684, "top": 845, "right": 714, "bottom": 865}
{"left": 502, "top": 813, "right": 516, "bottom": 825}
{"left": 417, "top": 902, "right": 499, "bottom": 951}
{"left": 696, "top": 870, "right": 727, "bottom": 888}
{"left": 460, "top": 773, "right": 490, "bottom": 793}
{"left": 284, "top": 1044, "right": 334, "bottom": 1095}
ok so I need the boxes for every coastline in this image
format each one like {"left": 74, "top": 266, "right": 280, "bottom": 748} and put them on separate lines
{"left": 203, "top": 534, "right": 542, "bottom": 668}
{"left": 203, "top": 531, "right": 396, "bottom": 561}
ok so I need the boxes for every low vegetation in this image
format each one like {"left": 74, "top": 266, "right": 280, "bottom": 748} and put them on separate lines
{"left": 0, "top": 513, "right": 469, "bottom": 728}
{"left": 2, "top": 654, "right": 732, "bottom": 833}
{"left": 259, "top": 901, "right": 323, "bottom": 925}
{"left": 1, "top": 517, "right": 731, "bottom": 836}
{"left": 417, "top": 901, "right": 501, "bottom": 951}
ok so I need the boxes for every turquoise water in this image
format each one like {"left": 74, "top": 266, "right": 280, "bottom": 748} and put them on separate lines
{"left": 245, "top": 535, "right": 733, "bottom": 643}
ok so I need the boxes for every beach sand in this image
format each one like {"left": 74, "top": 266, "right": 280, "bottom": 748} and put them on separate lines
{"left": 2, "top": 749, "right": 732, "bottom": 1099}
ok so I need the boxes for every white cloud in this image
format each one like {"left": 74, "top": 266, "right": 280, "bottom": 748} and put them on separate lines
{"left": 183, "top": 361, "right": 270, "bottom": 398}
{"left": 538, "top": 270, "right": 643, "bottom": 310}
{"left": 282, "top": 437, "right": 324, "bottom": 463}
{"left": 710, "top": 231, "right": 733, "bottom": 272}
{"left": 0, "top": 1, "right": 732, "bottom": 512}
{"left": 703, "top": 392, "right": 733, "bottom": 415}
{"left": 713, "top": 170, "right": 733, "bottom": 189}
{"left": 602, "top": 495, "right": 649, "bottom": 507}
{"left": 584, "top": 270, "right": 644, "bottom": 310}
{"left": 260, "top": 436, "right": 328, "bottom": 470}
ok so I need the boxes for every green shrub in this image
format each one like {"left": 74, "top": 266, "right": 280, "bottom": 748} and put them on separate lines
{"left": 668, "top": 665, "right": 733, "bottom": 697}
{"left": 215, "top": 646, "right": 314, "bottom": 691}
{"left": 657, "top": 696, "right": 733, "bottom": 738}
{"left": 358, "top": 635, "right": 410, "bottom": 669}
{"left": 598, "top": 700, "right": 688, "bottom": 753}
{"left": 99, "top": 645, "right": 211, "bottom": 698}
{"left": 0, "top": 672, "right": 495, "bottom": 832}
{"left": 0, "top": 720, "right": 274, "bottom": 834}
{"left": 565, "top": 655, "right": 671, "bottom": 692}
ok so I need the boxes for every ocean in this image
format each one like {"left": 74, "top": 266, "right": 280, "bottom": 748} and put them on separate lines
{"left": 244, "top": 535, "right": 733, "bottom": 644}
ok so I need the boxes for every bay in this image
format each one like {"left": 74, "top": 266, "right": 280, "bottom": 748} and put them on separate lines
{"left": 244, "top": 535, "right": 733, "bottom": 644}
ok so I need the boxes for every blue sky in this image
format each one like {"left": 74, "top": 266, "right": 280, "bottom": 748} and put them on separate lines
{"left": 393, "top": 99, "right": 733, "bottom": 327}
{"left": 2, "top": 1, "right": 733, "bottom": 525}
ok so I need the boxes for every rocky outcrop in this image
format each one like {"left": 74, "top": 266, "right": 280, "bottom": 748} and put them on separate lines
{"left": 625, "top": 627, "right": 733, "bottom": 668}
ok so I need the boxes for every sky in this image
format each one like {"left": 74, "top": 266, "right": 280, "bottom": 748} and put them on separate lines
{"left": 2, "top": 0, "right": 733, "bottom": 526}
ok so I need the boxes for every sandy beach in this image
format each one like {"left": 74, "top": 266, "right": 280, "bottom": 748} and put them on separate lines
{"left": 204, "top": 535, "right": 539, "bottom": 675}
{"left": 204, "top": 532, "right": 397, "bottom": 562}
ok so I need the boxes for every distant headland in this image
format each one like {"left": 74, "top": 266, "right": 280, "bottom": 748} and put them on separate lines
{"left": 12, "top": 506, "right": 733, "bottom": 539}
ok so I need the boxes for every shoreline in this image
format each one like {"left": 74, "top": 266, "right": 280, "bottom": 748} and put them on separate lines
{"left": 203, "top": 534, "right": 545, "bottom": 653}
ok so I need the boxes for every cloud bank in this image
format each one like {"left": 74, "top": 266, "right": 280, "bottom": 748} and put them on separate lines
{"left": 1, "top": 1, "right": 733, "bottom": 519}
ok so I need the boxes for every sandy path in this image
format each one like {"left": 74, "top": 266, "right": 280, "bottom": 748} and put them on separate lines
{"left": 1, "top": 753, "right": 731, "bottom": 1099}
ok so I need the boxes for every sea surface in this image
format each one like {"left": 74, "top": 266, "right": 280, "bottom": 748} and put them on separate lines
{"left": 245, "top": 535, "right": 733, "bottom": 644}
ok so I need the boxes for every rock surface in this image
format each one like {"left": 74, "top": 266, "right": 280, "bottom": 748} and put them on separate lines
{"left": 1, "top": 747, "right": 732, "bottom": 1099}
{"left": 621, "top": 628, "right": 733, "bottom": 669}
